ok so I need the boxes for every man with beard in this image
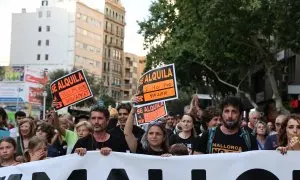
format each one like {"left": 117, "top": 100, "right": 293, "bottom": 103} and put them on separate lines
{"left": 108, "top": 103, "right": 144, "bottom": 145}
{"left": 72, "top": 106, "right": 127, "bottom": 156}
{"left": 194, "top": 97, "right": 258, "bottom": 154}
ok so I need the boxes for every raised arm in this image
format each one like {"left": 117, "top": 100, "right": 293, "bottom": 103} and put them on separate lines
{"left": 124, "top": 108, "right": 138, "bottom": 153}
{"left": 50, "top": 102, "right": 66, "bottom": 136}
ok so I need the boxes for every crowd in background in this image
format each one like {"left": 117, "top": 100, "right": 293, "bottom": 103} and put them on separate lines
{"left": 0, "top": 95, "right": 299, "bottom": 168}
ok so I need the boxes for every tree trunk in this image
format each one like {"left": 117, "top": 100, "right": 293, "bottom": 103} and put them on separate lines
{"left": 265, "top": 66, "right": 289, "bottom": 113}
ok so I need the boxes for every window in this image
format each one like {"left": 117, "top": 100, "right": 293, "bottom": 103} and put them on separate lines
{"left": 38, "top": 11, "right": 42, "bottom": 18}
{"left": 121, "top": 40, "right": 123, "bottom": 48}
{"left": 105, "top": 35, "right": 107, "bottom": 44}
{"left": 111, "top": 24, "right": 113, "bottom": 33}
{"left": 46, "top": 26, "right": 50, "bottom": 32}
{"left": 42, "top": 1, "right": 44, "bottom": 6}
{"left": 106, "top": 8, "right": 108, "bottom": 14}
{"left": 45, "top": 54, "right": 49, "bottom": 60}
{"left": 38, "top": 40, "right": 42, "bottom": 46}
{"left": 122, "top": 16, "right": 124, "bottom": 22}
{"left": 47, "top": 11, "right": 51, "bottom": 17}
{"left": 116, "top": 26, "right": 119, "bottom": 35}
{"left": 46, "top": 40, "right": 49, "bottom": 46}
{"left": 38, "top": 26, "right": 42, "bottom": 32}
{"left": 110, "top": 37, "right": 112, "bottom": 44}
{"left": 45, "top": 1, "right": 48, "bottom": 6}
{"left": 37, "top": 54, "right": 41, "bottom": 60}
{"left": 108, "top": 49, "right": 111, "bottom": 58}
{"left": 105, "top": 21, "right": 108, "bottom": 30}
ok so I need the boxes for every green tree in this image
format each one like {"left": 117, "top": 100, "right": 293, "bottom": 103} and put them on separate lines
{"left": 139, "top": 0, "right": 300, "bottom": 112}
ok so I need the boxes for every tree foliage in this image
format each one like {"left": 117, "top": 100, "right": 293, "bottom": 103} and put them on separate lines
{"left": 139, "top": 0, "right": 300, "bottom": 111}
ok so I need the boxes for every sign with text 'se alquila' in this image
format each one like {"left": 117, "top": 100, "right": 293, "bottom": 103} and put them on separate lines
{"left": 136, "top": 101, "right": 167, "bottom": 124}
{"left": 135, "top": 64, "right": 178, "bottom": 107}
{"left": 0, "top": 151, "right": 299, "bottom": 180}
{"left": 50, "top": 69, "right": 93, "bottom": 111}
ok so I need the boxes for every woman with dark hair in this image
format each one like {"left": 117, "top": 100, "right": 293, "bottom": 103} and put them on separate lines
{"left": 169, "top": 114, "right": 197, "bottom": 154}
{"left": 0, "top": 107, "right": 8, "bottom": 130}
{"left": 0, "top": 137, "right": 19, "bottom": 167}
{"left": 24, "top": 136, "right": 48, "bottom": 162}
{"left": 36, "top": 123, "right": 58, "bottom": 157}
{"left": 277, "top": 114, "right": 300, "bottom": 154}
{"left": 252, "top": 121, "right": 269, "bottom": 150}
{"left": 124, "top": 101, "right": 169, "bottom": 156}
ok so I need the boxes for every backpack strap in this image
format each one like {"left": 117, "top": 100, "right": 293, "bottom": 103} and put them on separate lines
{"left": 207, "top": 127, "right": 217, "bottom": 154}
{"left": 240, "top": 127, "right": 251, "bottom": 151}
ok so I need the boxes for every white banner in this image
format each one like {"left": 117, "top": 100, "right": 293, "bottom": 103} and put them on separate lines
{"left": 0, "top": 151, "right": 299, "bottom": 180}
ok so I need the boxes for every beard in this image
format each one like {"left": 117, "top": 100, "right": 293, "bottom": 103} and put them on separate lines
{"left": 223, "top": 119, "right": 240, "bottom": 130}
{"left": 93, "top": 124, "right": 106, "bottom": 132}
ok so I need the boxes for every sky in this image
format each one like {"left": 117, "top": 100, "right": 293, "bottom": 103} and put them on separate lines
{"left": 0, "top": 0, "right": 152, "bottom": 66}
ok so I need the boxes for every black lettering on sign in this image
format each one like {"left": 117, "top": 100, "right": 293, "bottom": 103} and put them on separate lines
{"left": 236, "top": 169, "right": 279, "bottom": 180}
{"left": 32, "top": 172, "right": 50, "bottom": 180}
{"left": 4, "top": 174, "right": 22, "bottom": 180}
{"left": 67, "top": 169, "right": 87, "bottom": 180}
{"left": 68, "top": 169, "right": 87, "bottom": 180}
{"left": 148, "top": 169, "right": 162, "bottom": 180}
{"left": 107, "top": 169, "right": 129, "bottom": 180}
{"left": 192, "top": 169, "right": 206, "bottom": 180}
{"left": 293, "top": 170, "right": 300, "bottom": 180}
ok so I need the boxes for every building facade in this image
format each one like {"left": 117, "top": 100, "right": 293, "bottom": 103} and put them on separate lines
{"left": 102, "top": 0, "right": 126, "bottom": 101}
{"left": 74, "top": 2, "right": 104, "bottom": 77}
{"left": 122, "top": 53, "right": 146, "bottom": 101}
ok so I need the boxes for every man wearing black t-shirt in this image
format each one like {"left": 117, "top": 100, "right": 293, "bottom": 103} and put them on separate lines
{"left": 194, "top": 97, "right": 258, "bottom": 154}
{"left": 108, "top": 103, "right": 144, "bottom": 142}
{"left": 72, "top": 106, "right": 127, "bottom": 156}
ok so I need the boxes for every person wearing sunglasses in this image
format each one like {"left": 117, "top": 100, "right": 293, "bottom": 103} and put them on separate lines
{"left": 264, "top": 115, "right": 286, "bottom": 150}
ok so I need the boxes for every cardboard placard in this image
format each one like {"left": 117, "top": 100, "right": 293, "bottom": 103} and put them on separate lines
{"left": 50, "top": 69, "right": 93, "bottom": 111}
{"left": 135, "top": 64, "right": 178, "bottom": 107}
{"left": 135, "top": 102, "right": 167, "bottom": 124}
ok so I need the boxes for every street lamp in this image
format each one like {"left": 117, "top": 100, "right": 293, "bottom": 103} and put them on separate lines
{"left": 42, "top": 91, "right": 47, "bottom": 120}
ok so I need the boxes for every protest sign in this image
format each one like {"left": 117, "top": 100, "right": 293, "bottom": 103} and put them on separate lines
{"left": 136, "top": 102, "right": 167, "bottom": 124}
{"left": 135, "top": 64, "right": 178, "bottom": 107}
{"left": 0, "top": 151, "right": 299, "bottom": 180}
{"left": 50, "top": 70, "right": 93, "bottom": 110}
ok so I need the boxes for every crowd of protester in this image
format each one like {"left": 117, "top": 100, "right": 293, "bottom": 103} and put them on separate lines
{"left": 0, "top": 95, "right": 299, "bottom": 168}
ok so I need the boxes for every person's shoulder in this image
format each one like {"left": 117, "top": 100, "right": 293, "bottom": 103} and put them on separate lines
{"left": 108, "top": 127, "right": 119, "bottom": 133}
{"left": 266, "top": 134, "right": 278, "bottom": 140}
{"left": 78, "top": 134, "right": 92, "bottom": 142}
{"left": 133, "top": 125, "right": 145, "bottom": 132}
{"left": 109, "top": 134, "right": 123, "bottom": 141}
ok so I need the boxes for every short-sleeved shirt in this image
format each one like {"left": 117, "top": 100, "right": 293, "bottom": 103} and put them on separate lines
{"left": 62, "top": 130, "right": 78, "bottom": 154}
{"left": 71, "top": 134, "right": 127, "bottom": 153}
{"left": 194, "top": 126, "right": 258, "bottom": 154}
